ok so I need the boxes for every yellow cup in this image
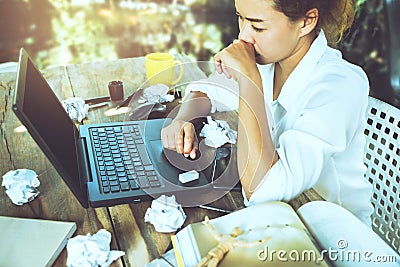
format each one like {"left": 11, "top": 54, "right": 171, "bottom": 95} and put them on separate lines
{"left": 145, "top": 53, "right": 183, "bottom": 86}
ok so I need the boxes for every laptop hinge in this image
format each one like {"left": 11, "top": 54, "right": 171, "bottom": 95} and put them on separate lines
{"left": 77, "top": 137, "right": 93, "bottom": 183}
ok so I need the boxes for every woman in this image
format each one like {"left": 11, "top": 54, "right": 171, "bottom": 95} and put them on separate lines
{"left": 161, "top": 0, "right": 373, "bottom": 225}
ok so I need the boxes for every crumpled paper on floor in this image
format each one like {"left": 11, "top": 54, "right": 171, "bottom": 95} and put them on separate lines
{"left": 139, "top": 84, "right": 175, "bottom": 104}
{"left": 62, "top": 97, "right": 89, "bottom": 122}
{"left": 200, "top": 116, "right": 237, "bottom": 148}
{"left": 144, "top": 195, "right": 186, "bottom": 233}
{"left": 1, "top": 169, "right": 40, "bottom": 205}
{"left": 66, "top": 229, "right": 125, "bottom": 267}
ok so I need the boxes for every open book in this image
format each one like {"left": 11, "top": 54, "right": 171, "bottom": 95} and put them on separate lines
{"left": 172, "top": 201, "right": 399, "bottom": 267}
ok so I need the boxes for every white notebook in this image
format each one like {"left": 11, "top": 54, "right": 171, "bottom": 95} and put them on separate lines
{"left": 0, "top": 216, "right": 76, "bottom": 267}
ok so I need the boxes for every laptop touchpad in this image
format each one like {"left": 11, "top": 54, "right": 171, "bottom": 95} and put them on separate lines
{"left": 146, "top": 140, "right": 212, "bottom": 187}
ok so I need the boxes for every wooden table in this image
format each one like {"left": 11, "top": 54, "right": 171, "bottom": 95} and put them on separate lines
{"left": 0, "top": 55, "right": 322, "bottom": 267}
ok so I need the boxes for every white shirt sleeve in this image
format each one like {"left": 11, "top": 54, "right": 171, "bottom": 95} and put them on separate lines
{"left": 183, "top": 72, "right": 239, "bottom": 113}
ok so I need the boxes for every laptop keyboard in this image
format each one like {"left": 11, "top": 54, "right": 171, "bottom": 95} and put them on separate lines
{"left": 90, "top": 125, "right": 161, "bottom": 194}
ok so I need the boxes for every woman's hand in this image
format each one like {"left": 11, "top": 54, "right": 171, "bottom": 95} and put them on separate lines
{"left": 161, "top": 119, "right": 198, "bottom": 159}
{"left": 214, "top": 39, "right": 257, "bottom": 82}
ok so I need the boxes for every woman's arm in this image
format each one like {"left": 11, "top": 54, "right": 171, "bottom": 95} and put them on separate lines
{"left": 236, "top": 71, "right": 277, "bottom": 200}
{"left": 161, "top": 91, "right": 211, "bottom": 158}
{"left": 214, "top": 40, "right": 277, "bottom": 200}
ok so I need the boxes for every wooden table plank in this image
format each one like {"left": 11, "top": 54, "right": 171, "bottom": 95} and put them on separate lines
{"left": 0, "top": 73, "right": 38, "bottom": 218}
{"left": 65, "top": 58, "right": 146, "bottom": 100}
{"left": 110, "top": 204, "right": 157, "bottom": 267}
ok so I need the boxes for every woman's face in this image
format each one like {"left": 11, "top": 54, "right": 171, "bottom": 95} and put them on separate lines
{"left": 235, "top": 0, "right": 304, "bottom": 65}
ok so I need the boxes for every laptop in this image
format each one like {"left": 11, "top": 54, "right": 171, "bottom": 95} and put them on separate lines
{"left": 12, "top": 48, "right": 240, "bottom": 208}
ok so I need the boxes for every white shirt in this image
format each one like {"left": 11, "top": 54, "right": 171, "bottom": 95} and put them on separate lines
{"left": 185, "top": 32, "right": 373, "bottom": 225}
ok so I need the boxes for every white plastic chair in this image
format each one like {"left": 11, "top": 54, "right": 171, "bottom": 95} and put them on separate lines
{"left": 364, "top": 96, "right": 400, "bottom": 255}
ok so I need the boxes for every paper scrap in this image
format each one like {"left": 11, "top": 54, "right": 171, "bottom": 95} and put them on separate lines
{"left": 66, "top": 229, "right": 125, "bottom": 267}
{"left": 62, "top": 97, "right": 89, "bottom": 122}
{"left": 144, "top": 195, "right": 186, "bottom": 233}
{"left": 200, "top": 116, "right": 237, "bottom": 148}
{"left": 145, "top": 249, "right": 177, "bottom": 267}
{"left": 139, "top": 84, "right": 174, "bottom": 104}
{"left": 179, "top": 170, "right": 199, "bottom": 184}
{"left": 1, "top": 169, "right": 40, "bottom": 205}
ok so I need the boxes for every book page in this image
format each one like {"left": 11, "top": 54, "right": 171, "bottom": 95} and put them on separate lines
{"left": 297, "top": 201, "right": 399, "bottom": 266}
{"left": 0, "top": 216, "right": 76, "bottom": 267}
{"left": 173, "top": 201, "right": 328, "bottom": 267}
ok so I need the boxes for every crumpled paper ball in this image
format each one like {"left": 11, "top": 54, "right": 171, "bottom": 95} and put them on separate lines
{"left": 1, "top": 169, "right": 40, "bottom": 205}
{"left": 66, "top": 229, "right": 125, "bottom": 267}
{"left": 139, "top": 84, "right": 175, "bottom": 104}
{"left": 62, "top": 97, "right": 89, "bottom": 122}
{"left": 144, "top": 195, "right": 186, "bottom": 233}
{"left": 200, "top": 116, "right": 237, "bottom": 148}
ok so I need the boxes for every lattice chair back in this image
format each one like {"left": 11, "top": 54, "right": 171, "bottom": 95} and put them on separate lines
{"left": 364, "top": 96, "right": 400, "bottom": 254}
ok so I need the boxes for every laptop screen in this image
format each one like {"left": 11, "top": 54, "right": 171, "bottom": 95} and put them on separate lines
{"left": 24, "top": 58, "right": 80, "bottom": 176}
{"left": 13, "top": 49, "right": 83, "bottom": 201}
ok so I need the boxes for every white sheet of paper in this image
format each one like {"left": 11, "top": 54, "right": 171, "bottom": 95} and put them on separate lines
{"left": 298, "top": 201, "right": 399, "bottom": 266}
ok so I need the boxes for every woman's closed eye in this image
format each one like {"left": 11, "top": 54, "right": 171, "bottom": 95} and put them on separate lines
{"left": 236, "top": 12, "right": 266, "bottom": 33}
{"left": 252, "top": 25, "right": 266, "bottom": 32}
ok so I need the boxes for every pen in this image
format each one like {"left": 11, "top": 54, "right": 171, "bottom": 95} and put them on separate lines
{"left": 88, "top": 102, "right": 109, "bottom": 109}
{"left": 198, "top": 205, "right": 232, "bottom": 213}
{"left": 85, "top": 96, "right": 110, "bottom": 104}
{"left": 115, "top": 90, "right": 139, "bottom": 110}
{"left": 115, "top": 87, "right": 143, "bottom": 110}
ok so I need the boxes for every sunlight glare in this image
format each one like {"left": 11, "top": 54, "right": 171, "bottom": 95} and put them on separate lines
{"left": 14, "top": 125, "right": 27, "bottom": 133}
{"left": 98, "top": 9, "right": 113, "bottom": 18}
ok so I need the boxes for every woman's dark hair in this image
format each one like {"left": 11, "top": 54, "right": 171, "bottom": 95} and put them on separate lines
{"left": 273, "top": 0, "right": 355, "bottom": 46}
